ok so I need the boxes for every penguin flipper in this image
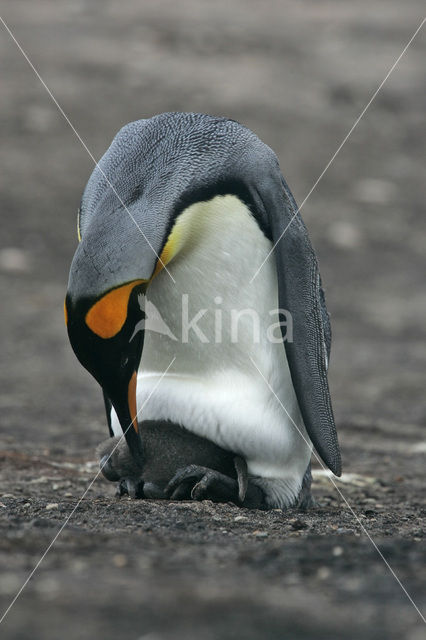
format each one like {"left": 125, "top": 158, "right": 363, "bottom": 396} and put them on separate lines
{"left": 259, "top": 172, "right": 341, "bottom": 476}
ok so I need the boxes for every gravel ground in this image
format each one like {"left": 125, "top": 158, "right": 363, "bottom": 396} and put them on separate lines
{"left": 0, "top": 2, "right": 425, "bottom": 639}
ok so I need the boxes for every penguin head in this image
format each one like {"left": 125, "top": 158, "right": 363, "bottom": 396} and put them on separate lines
{"left": 65, "top": 262, "right": 149, "bottom": 462}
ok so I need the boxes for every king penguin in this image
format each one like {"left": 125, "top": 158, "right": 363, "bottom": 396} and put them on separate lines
{"left": 65, "top": 112, "right": 341, "bottom": 509}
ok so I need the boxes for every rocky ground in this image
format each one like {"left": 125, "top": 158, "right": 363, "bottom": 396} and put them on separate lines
{"left": 0, "top": 1, "right": 425, "bottom": 639}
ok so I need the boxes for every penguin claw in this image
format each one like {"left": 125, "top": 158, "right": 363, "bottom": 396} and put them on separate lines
{"left": 169, "top": 479, "right": 194, "bottom": 501}
{"left": 191, "top": 474, "right": 220, "bottom": 501}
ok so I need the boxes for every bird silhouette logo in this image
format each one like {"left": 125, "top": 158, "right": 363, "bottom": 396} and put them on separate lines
{"left": 130, "top": 293, "right": 178, "bottom": 342}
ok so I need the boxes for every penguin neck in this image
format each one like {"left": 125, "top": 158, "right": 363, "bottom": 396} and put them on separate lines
{"left": 147, "top": 193, "right": 277, "bottom": 350}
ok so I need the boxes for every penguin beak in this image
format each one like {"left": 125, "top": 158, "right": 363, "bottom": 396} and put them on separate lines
{"left": 108, "top": 369, "right": 144, "bottom": 467}
{"left": 127, "top": 371, "right": 138, "bottom": 433}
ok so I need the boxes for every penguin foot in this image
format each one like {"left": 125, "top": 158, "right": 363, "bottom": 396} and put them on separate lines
{"left": 164, "top": 460, "right": 266, "bottom": 509}
{"left": 165, "top": 464, "right": 241, "bottom": 504}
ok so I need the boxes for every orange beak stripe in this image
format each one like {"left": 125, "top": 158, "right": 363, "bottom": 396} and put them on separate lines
{"left": 128, "top": 371, "right": 138, "bottom": 433}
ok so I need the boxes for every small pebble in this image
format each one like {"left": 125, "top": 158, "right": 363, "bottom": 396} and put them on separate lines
{"left": 0, "top": 247, "right": 30, "bottom": 272}
{"left": 174, "top": 502, "right": 199, "bottom": 511}
{"left": 354, "top": 178, "right": 395, "bottom": 205}
{"left": 329, "top": 221, "right": 361, "bottom": 248}
{"left": 112, "top": 554, "right": 127, "bottom": 568}
{"left": 234, "top": 515, "right": 248, "bottom": 523}
{"left": 290, "top": 518, "right": 308, "bottom": 531}
{"left": 252, "top": 530, "right": 268, "bottom": 538}
{"left": 317, "top": 567, "right": 331, "bottom": 580}
{"left": 45, "top": 503, "right": 59, "bottom": 510}
{"left": 332, "top": 546, "right": 343, "bottom": 557}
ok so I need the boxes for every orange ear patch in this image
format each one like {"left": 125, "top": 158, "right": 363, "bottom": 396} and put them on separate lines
{"left": 64, "top": 299, "right": 68, "bottom": 326}
{"left": 85, "top": 280, "right": 145, "bottom": 339}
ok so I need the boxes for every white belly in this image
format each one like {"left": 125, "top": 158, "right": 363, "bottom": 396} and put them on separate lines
{"left": 112, "top": 195, "right": 312, "bottom": 507}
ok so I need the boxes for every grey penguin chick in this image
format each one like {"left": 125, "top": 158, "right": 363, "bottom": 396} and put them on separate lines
{"left": 96, "top": 419, "right": 265, "bottom": 509}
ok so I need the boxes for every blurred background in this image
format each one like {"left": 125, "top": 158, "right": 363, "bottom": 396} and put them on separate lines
{"left": 0, "top": 2, "right": 425, "bottom": 639}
